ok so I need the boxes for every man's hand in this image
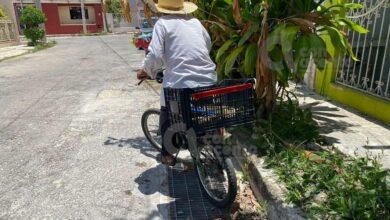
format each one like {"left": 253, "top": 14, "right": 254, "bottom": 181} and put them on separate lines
{"left": 137, "top": 69, "right": 148, "bottom": 80}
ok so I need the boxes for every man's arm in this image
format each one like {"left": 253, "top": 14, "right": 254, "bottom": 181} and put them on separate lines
{"left": 141, "top": 21, "right": 165, "bottom": 79}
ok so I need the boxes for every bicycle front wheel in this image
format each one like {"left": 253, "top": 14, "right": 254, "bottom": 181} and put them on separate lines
{"left": 141, "top": 108, "right": 162, "bottom": 151}
{"left": 194, "top": 144, "right": 237, "bottom": 208}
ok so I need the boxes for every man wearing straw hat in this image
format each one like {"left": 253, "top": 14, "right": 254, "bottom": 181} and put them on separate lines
{"left": 137, "top": 0, "right": 217, "bottom": 165}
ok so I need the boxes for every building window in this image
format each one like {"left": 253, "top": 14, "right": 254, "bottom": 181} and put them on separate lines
{"left": 59, "top": 6, "right": 96, "bottom": 25}
{"left": 69, "top": 7, "right": 89, "bottom": 20}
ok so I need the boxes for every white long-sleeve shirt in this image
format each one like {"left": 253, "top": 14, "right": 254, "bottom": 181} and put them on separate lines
{"left": 141, "top": 15, "right": 217, "bottom": 106}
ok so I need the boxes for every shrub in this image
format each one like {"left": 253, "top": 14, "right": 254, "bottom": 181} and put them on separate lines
{"left": 194, "top": 0, "right": 368, "bottom": 115}
{"left": 23, "top": 27, "right": 45, "bottom": 45}
{"left": 20, "top": 6, "right": 46, "bottom": 45}
{"left": 105, "top": 0, "right": 122, "bottom": 14}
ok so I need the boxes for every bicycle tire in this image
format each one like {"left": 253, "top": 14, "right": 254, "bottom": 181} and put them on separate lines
{"left": 195, "top": 146, "right": 237, "bottom": 208}
{"left": 141, "top": 108, "right": 162, "bottom": 151}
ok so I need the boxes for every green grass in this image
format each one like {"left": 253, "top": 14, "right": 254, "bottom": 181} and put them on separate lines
{"left": 97, "top": 31, "right": 108, "bottom": 36}
{"left": 240, "top": 101, "right": 389, "bottom": 219}
{"left": 81, "top": 32, "right": 108, "bottom": 37}
{"left": 31, "top": 41, "right": 57, "bottom": 53}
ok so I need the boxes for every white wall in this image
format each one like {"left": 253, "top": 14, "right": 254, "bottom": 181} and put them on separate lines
{"left": 304, "top": 57, "right": 316, "bottom": 90}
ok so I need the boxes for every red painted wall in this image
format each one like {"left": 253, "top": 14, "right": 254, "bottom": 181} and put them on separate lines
{"left": 41, "top": 3, "right": 103, "bottom": 35}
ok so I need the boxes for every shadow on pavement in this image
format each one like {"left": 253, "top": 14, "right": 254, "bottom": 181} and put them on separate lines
{"left": 300, "top": 101, "right": 356, "bottom": 146}
{"left": 104, "top": 136, "right": 159, "bottom": 160}
{"left": 301, "top": 101, "right": 355, "bottom": 136}
{"left": 104, "top": 136, "right": 190, "bottom": 165}
{"left": 105, "top": 136, "right": 230, "bottom": 219}
{"left": 134, "top": 164, "right": 169, "bottom": 196}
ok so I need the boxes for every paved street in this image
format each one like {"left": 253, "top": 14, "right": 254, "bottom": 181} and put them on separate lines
{"left": 0, "top": 35, "right": 169, "bottom": 219}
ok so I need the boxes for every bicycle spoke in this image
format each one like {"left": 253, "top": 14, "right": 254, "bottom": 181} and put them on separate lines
{"left": 196, "top": 145, "right": 230, "bottom": 202}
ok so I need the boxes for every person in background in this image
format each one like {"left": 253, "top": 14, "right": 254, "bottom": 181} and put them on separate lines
{"left": 137, "top": 0, "right": 216, "bottom": 165}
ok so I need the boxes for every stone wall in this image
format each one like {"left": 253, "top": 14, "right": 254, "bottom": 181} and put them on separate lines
{"left": 0, "top": 0, "right": 20, "bottom": 44}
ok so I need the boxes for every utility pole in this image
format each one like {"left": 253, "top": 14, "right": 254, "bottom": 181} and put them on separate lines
{"left": 100, "top": 0, "right": 109, "bottom": 32}
{"left": 80, "top": 0, "right": 87, "bottom": 34}
{"left": 34, "top": 0, "right": 46, "bottom": 43}
{"left": 34, "top": 0, "right": 41, "bottom": 9}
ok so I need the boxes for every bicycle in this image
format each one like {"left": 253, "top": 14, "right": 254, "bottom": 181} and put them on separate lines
{"left": 140, "top": 77, "right": 255, "bottom": 208}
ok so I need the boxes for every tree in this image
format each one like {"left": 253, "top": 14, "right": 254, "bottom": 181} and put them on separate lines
{"left": 194, "top": 0, "right": 367, "bottom": 116}
{"left": 20, "top": 6, "right": 46, "bottom": 46}
{"left": 105, "top": 0, "right": 122, "bottom": 14}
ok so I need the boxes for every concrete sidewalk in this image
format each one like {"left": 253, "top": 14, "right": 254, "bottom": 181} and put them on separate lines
{"left": 0, "top": 44, "right": 34, "bottom": 61}
{"left": 296, "top": 85, "right": 390, "bottom": 169}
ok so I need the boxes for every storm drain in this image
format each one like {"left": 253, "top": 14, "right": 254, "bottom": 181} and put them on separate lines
{"left": 168, "top": 165, "right": 229, "bottom": 220}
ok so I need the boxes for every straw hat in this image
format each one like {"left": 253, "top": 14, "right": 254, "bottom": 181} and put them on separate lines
{"left": 155, "top": 0, "right": 198, "bottom": 14}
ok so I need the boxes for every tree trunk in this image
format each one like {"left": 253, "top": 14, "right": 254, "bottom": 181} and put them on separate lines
{"left": 101, "top": 0, "right": 109, "bottom": 32}
{"left": 255, "top": 1, "right": 275, "bottom": 116}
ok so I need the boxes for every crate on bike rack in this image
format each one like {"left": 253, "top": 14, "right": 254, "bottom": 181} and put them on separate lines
{"left": 164, "top": 79, "right": 255, "bottom": 135}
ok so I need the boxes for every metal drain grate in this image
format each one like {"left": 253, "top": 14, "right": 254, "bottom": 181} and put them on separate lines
{"left": 168, "top": 165, "right": 229, "bottom": 220}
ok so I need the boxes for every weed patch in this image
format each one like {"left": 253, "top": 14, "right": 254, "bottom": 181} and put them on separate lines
{"left": 239, "top": 101, "right": 389, "bottom": 219}
{"left": 32, "top": 41, "right": 56, "bottom": 52}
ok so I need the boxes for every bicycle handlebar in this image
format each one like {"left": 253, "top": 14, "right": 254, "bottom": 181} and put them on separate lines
{"left": 137, "top": 79, "right": 146, "bottom": 86}
{"left": 137, "top": 71, "right": 164, "bottom": 86}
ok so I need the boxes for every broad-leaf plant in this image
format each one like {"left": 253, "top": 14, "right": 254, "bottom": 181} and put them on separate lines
{"left": 191, "top": 0, "right": 367, "bottom": 115}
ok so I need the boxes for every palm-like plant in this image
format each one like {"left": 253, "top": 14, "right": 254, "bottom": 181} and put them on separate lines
{"left": 193, "top": 0, "right": 367, "bottom": 115}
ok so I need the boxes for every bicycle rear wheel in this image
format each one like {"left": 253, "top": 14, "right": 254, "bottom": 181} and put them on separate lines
{"left": 194, "top": 144, "right": 237, "bottom": 208}
{"left": 141, "top": 108, "right": 162, "bottom": 151}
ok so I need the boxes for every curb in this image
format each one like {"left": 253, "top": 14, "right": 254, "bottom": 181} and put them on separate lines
{"left": 46, "top": 32, "right": 136, "bottom": 38}
{"left": 232, "top": 131, "right": 306, "bottom": 220}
